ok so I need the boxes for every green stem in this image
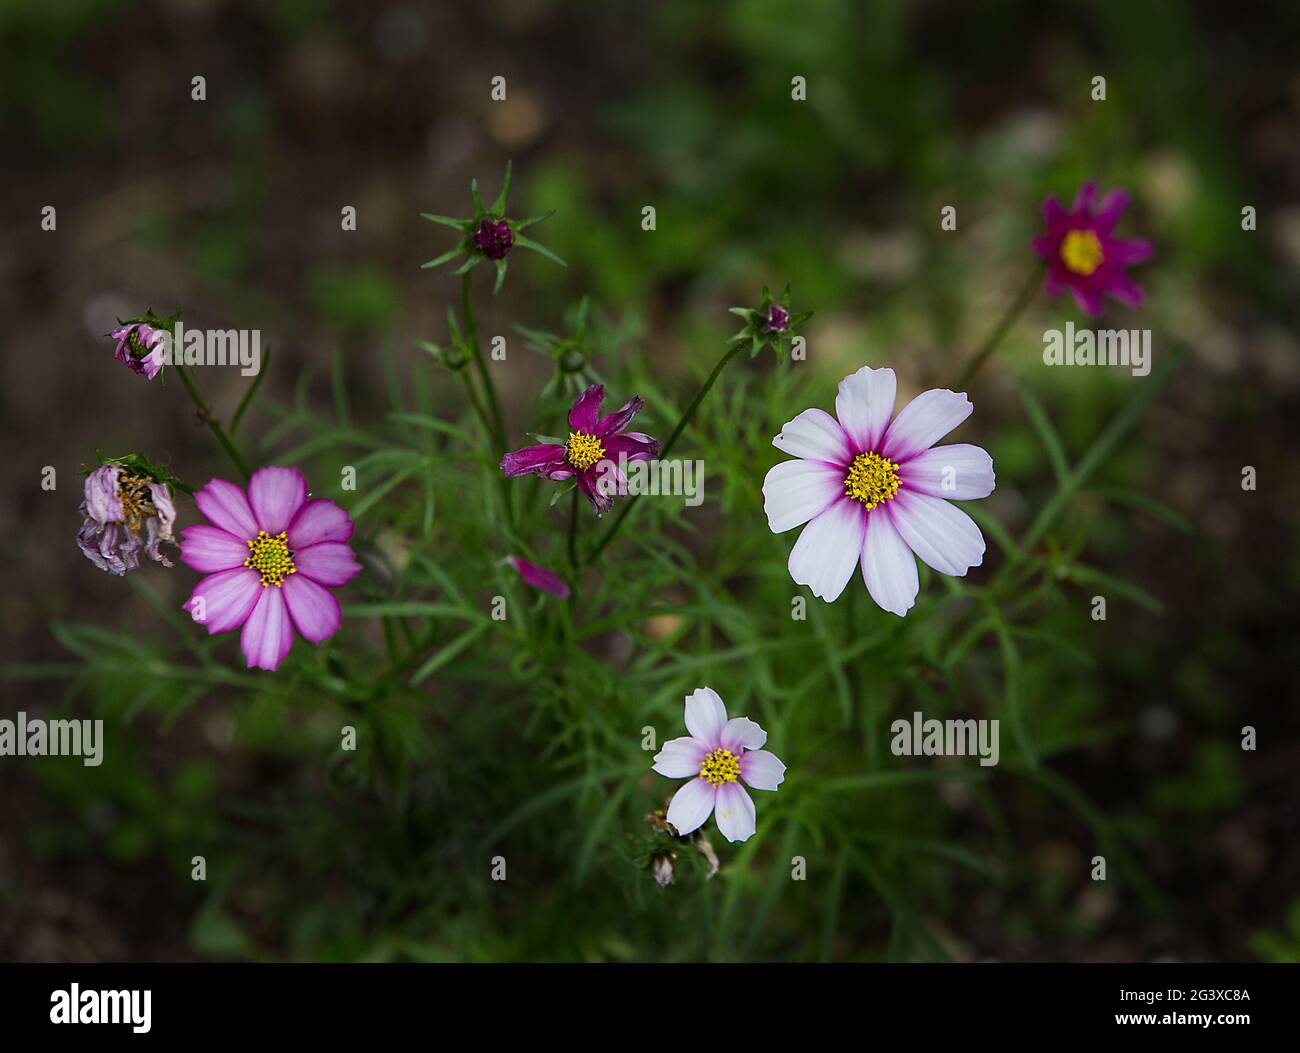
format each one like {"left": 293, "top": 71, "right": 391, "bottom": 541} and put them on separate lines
{"left": 174, "top": 362, "right": 252, "bottom": 479}
{"left": 953, "top": 268, "right": 1041, "bottom": 389}
{"left": 462, "top": 271, "right": 506, "bottom": 451}
{"left": 566, "top": 486, "right": 580, "bottom": 574}
{"left": 585, "top": 339, "right": 747, "bottom": 563}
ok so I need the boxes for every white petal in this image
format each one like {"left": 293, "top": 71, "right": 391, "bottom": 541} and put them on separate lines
{"left": 719, "top": 717, "right": 767, "bottom": 753}
{"left": 889, "top": 491, "right": 986, "bottom": 577}
{"left": 740, "top": 749, "right": 787, "bottom": 791}
{"left": 835, "top": 366, "right": 896, "bottom": 452}
{"left": 714, "top": 783, "right": 757, "bottom": 843}
{"left": 684, "top": 687, "right": 727, "bottom": 746}
{"left": 881, "top": 389, "right": 973, "bottom": 461}
{"left": 772, "top": 408, "right": 851, "bottom": 464}
{"left": 652, "top": 737, "right": 707, "bottom": 779}
{"left": 900, "top": 444, "right": 995, "bottom": 500}
{"left": 666, "top": 779, "right": 716, "bottom": 837}
{"left": 762, "top": 459, "right": 844, "bottom": 534}
{"left": 861, "top": 508, "right": 919, "bottom": 617}
{"left": 787, "top": 498, "right": 866, "bottom": 602}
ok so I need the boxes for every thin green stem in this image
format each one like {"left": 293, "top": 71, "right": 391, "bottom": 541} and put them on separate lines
{"left": 953, "top": 268, "right": 1041, "bottom": 389}
{"left": 566, "top": 486, "right": 580, "bottom": 574}
{"left": 584, "top": 339, "right": 747, "bottom": 563}
{"left": 462, "top": 271, "right": 506, "bottom": 451}
{"left": 174, "top": 362, "right": 252, "bottom": 479}
{"left": 230, "top": 345, "right": 272, "bottom": 436}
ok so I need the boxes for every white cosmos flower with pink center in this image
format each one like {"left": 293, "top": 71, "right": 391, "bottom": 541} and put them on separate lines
{"left": 652, "top": 688, "right": 786, "bottom": 843}
{"left": 762, "top": 366, "right": 995, "bottom": 615}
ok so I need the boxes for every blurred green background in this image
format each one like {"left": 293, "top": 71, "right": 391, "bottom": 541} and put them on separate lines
{"left": 1, "top": 0, "right": 1298, "bottom": 961}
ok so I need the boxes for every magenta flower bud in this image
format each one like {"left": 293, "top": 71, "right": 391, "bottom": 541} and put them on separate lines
{"left": 764, "top": 303, "right": 790, "bottom": 334}
{"left": 106, "top": 322, "right": 168, "bottom": 380}
{"left": 77, "top": 465, "right": 178, "bottom": 575}
{"left": 472, "top": 218, "right": 514, "bottom": 260}
{"left": 505, "top": 556, "right": 570, "bottom": 599}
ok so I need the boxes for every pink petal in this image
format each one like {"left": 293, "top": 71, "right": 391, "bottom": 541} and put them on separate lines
{"left": 568, "top": 384, "right": 604, "bottom": 432}
{"left": 294, "top": 542, "right": 362, "bottom": 588}
{"left": 684, "top": 687, "right": 728, "bottom": 746}
{"left": 889, "top": 491, "right": 986, "bottom": 577}
{"left": 183, "top": 567, "right": 261, "bottom": 633}
{"left": 881, "top": 389, "right": 973, "bottom": 461}
{"left": 787, "top": 497, "right": 865, "bottom": 602}
{"left": 719, "top": 717, "right": 767, "bottom": 753}
{"left": 652, "top": 736, "right": 708, "bottom": 778}
{"left": 740, "top": 750, "right": 787, "bottom": 792}
{"left": 287, "top": 499, "right": 355, "bottom": 549}
{"left": 666, "top": 778, "right": 716, "bottom": 837}
{"left": 500, "top": 443, "right": 567, "bottom": 477}
{"left": 835, "top": 365, "right": 896, "bottom": 452}
{"left": 281, "top": 574, "right": 342, "bottom": 644}
{"left": 899, "top": 443, "right": 995, "bottom": 500}
{"left": 772, "top": 408, "right": 851, "bottom": 464}
{"left": 240, "top": 585, "right": 295, "bottom": 671}
{"left": 505, "top": 555, "right": 570, "bottom": 598}
{"left": 714, "top": 782, "right": 756, "bottom": 843}
{"left": 180, "top": 525, "right": 249, "bottom": 574}
{"left": 195, "top": 478, "right": 258, "bottom": 540}
{"left": 248, "top": 466, "right": 308, "bottom": 535}
{"left": 762, "top": 458, "right": 844, "bottom": 533}
{"left": 861, "top": 508, "right": 919, "bottom": 617}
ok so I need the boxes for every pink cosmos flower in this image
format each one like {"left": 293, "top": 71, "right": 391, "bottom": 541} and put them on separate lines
{"left": 1032, "top": 181, "right": 1153, "bottom": 317}
{"left": 652, "top": 687, "right": 786, "bottom": 844}
{"left": 180, "top": 467, "right": 361, "bottom": 671}
{"left": 762, "top": 366, "right": 995, "bottom": 615}
{"left": 505, "top": 555, "right": 570, "bottom": 599}
{"left": 500, "top": 383, "right": 659, "bottom": 515}
{"left": 107, "top": 322, "right": 167, "bottom": 379}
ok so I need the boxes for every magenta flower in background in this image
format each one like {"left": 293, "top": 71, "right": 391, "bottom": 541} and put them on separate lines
{"left": 76, "top": 464, "right": 177, "bottom": 575}
{"left": 180, "top": 467, "right": 361, "bottom": 671}
{"left": 762, "top": 366, "right": 995, "bottom": 615}
{"left": 107, "top": 322, "right": 167, "bottom": 380}
{"left": 505, "top": 555, "right": 570, "bottom": 599}
{"left": 500, "top": 383, "right": 659, "bottom": 515}
{"left": 1032, "top": 181, "right": 1153, "bottom": 317}
{"left": 652, "top": 687, "right": 786, "bottom": 844}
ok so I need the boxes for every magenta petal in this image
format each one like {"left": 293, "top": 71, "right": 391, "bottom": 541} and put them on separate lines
{"left": 602, "top": 431, "right": 659, "bottom": 462}
{"left": 287, "top": 499, "right": 354, "bottom": 549}
{"left": 500, "top": 443, "right": 567, "bottom": 477}
{"left": 505, "top": 556, "right": 570, "bottom": 598}
{"left": 195, "top": 478, "right": 258, "bottom": 540}
{"left": 568, "top": 384, "right": 604, "bottom": 432}
{"left": 294, "top": 542, "right": 362, "bottom": 587}
{"left": 1092, "top": 188, "right": 1131, "bottom": 233}
{"left": 248, "top": 466, "right": 308, "bottom": 535}
{"left": 1071, "top": 180, "right": 1097, "bottom": 213}
{"left": 180, "top": 525, "right": 250, "bottom": 573}
{"left": 184, "top": 567, "right": 262, "bottom": 633}
{"left": 281, "top": 574, "right": 342, "bottom": 644}
{"left": 594, "top": 395, "right": 645, "bottom": 437}
{"left": 240, "top": 586, "right": 295, "bottom": 670}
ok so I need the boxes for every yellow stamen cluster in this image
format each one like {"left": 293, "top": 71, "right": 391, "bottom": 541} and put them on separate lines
{"left": 245, "top": 530, "right": 296, "bottom": 587}
{"left": 698, "top": 748, "right": 740, "bottom": 786}
{"left": 118, "top": 472, "right": 156, "bottom": 537}
{"left": 844, "top": 451, "right": 901, "bottom": 509}
{"left": 566, "top": 430, "right": 605, "bottom": 470}
{"left": 1060, "top": 229, "right": 1104, "bottom": 276}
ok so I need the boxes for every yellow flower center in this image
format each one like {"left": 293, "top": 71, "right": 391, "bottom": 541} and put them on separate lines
{"left": 566, "top": 430, "right": 606, "bottom": 470}
{"left": 245, "top": 530, "right": 296, "bottom": 587}
{"left": 698, "top": 748, "right": 740, "bottom": 786}
{"left": 117, "top": 472, "right": 157, "bottom": 537}
{"left": 1060, "top": 229, "right": 1104, "bottom": 276}
{"left": 844, "top": 451, "right": 901, "bottom": 509}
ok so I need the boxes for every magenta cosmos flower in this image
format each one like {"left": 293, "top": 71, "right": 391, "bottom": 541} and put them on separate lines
{"left": 1032, "top": 181, "right": 1153, "bottom": 317}
{"left": 762, "top": 366, "right": 994, "bottom": 616}
{"left": 500, "top": 383, "right": 659, "bottom": 514}
{"left": 652, "top": 688, "right": 786, "bottom": 844}
{"left": 107, "top": 322, "right": 167, "bottom": 379}
{"left": 180, "top": 467, "right": 361, "bottom": 671}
